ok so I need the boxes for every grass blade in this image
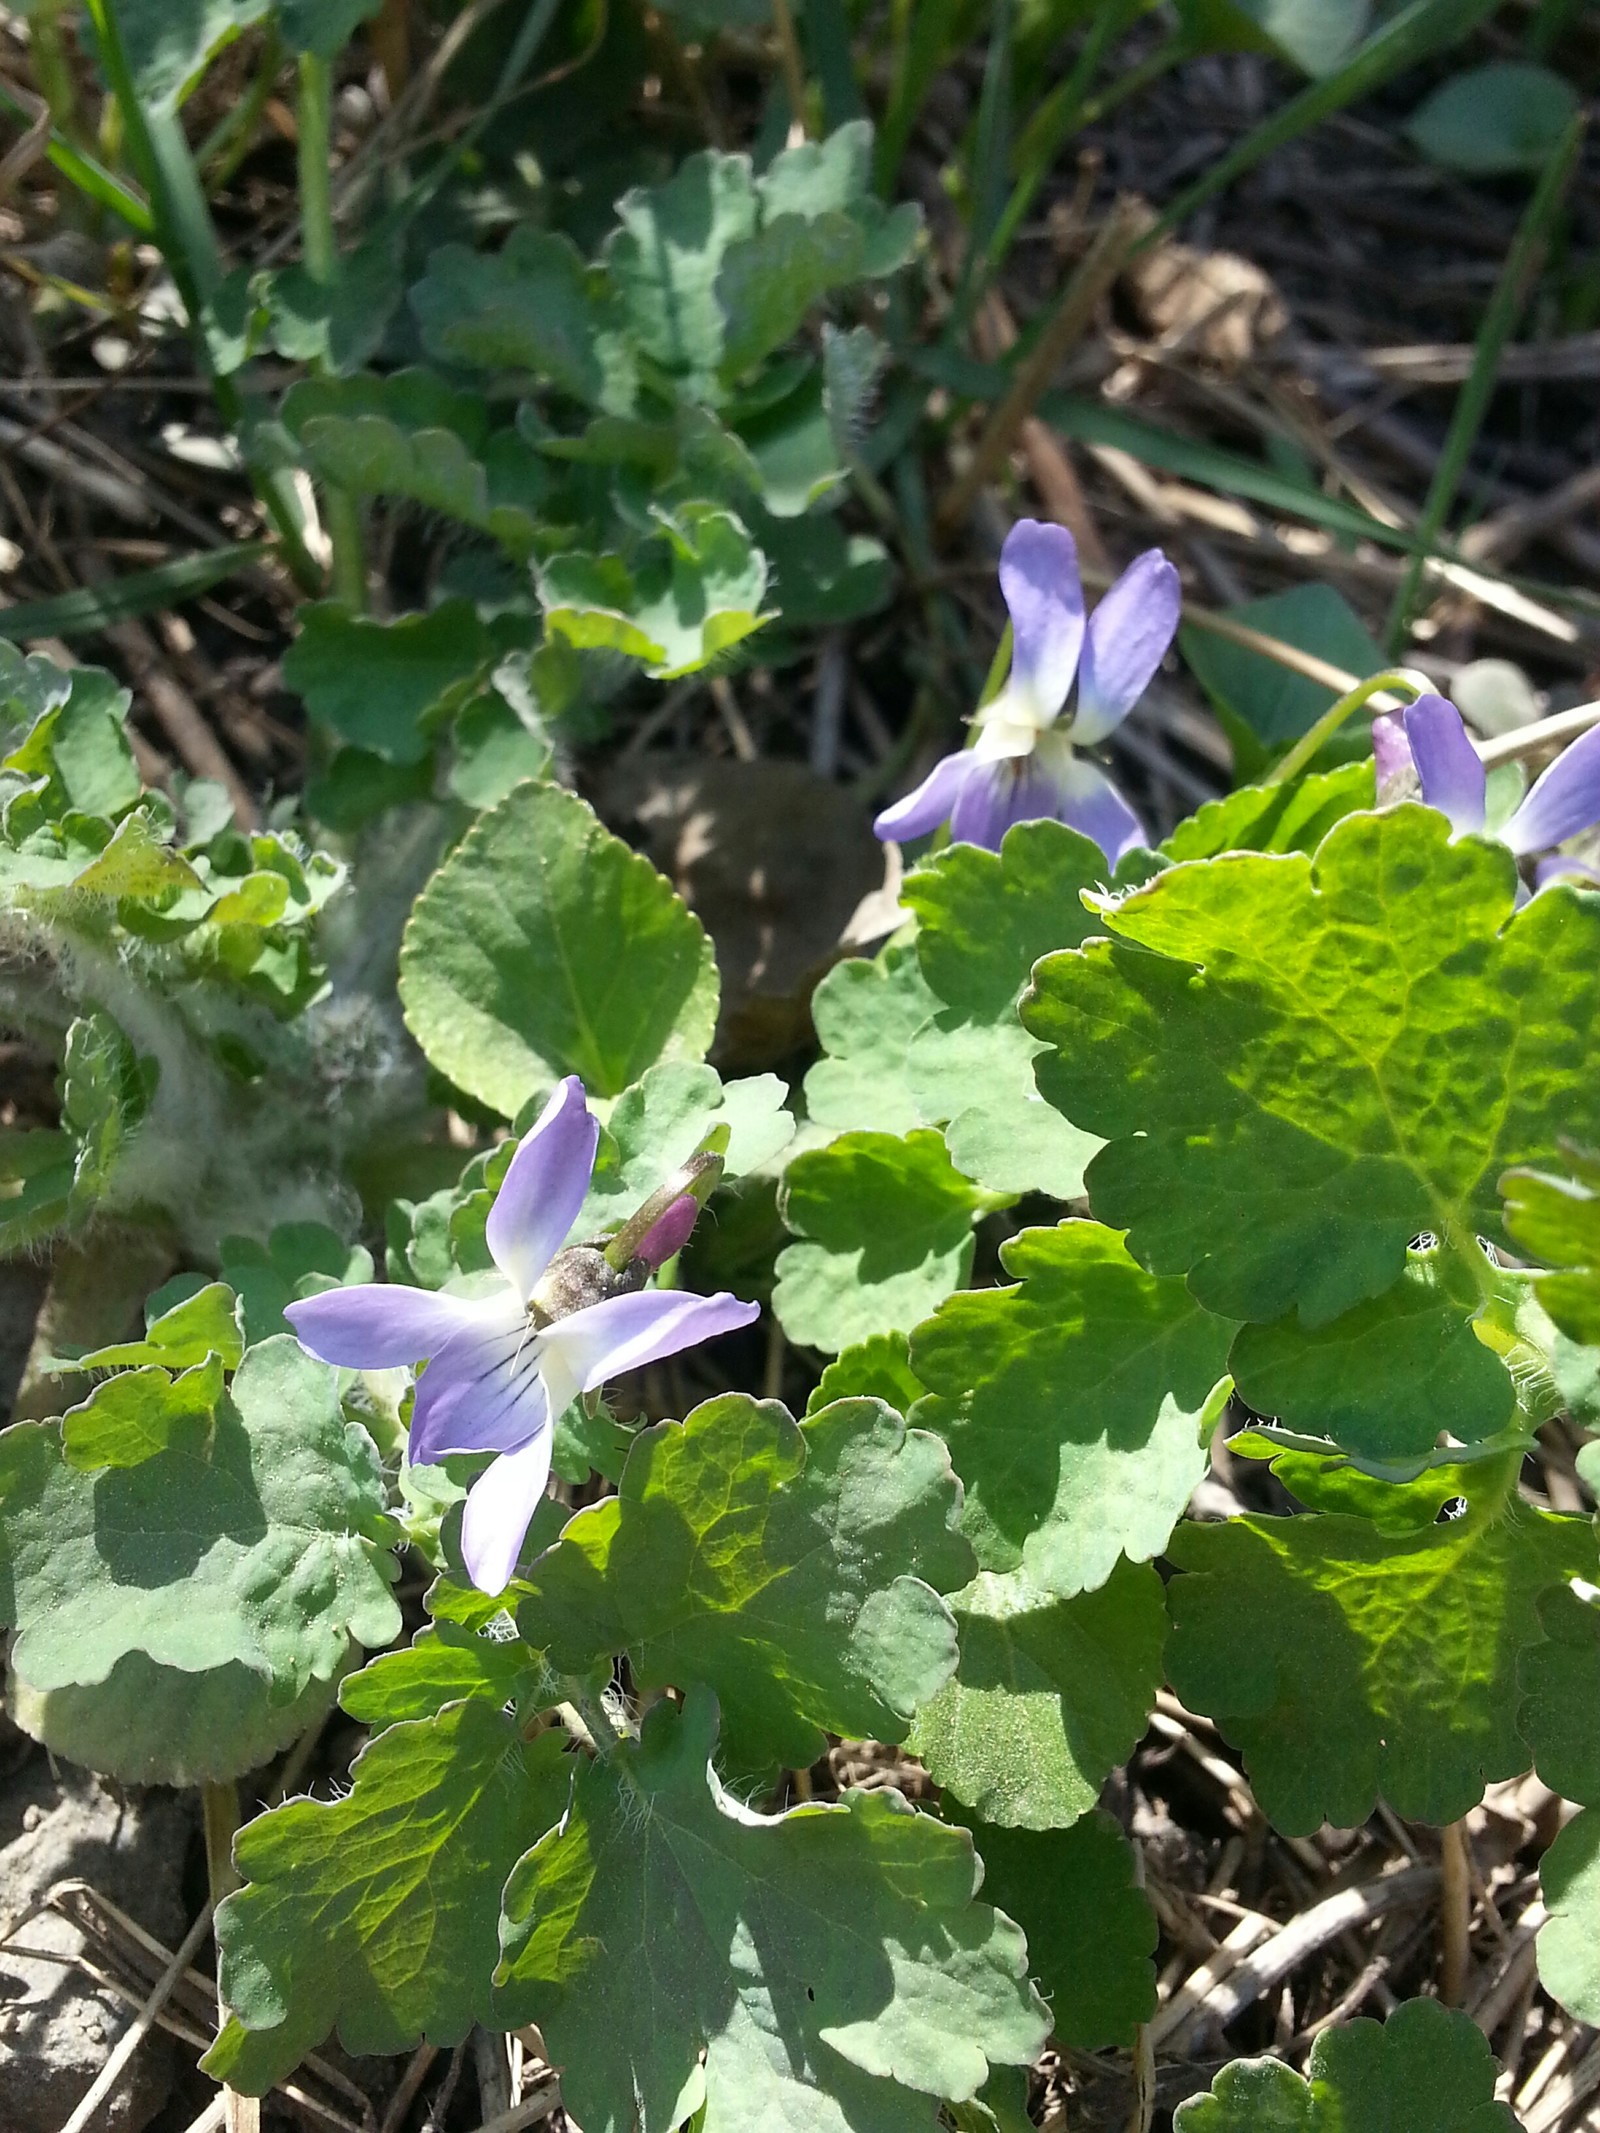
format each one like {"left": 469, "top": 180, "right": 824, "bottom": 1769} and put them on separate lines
{"left": 1386, "top": 111, "right": 1586, "bottom": 650}
{"left": 0, "top": 78, "right": 153, "bottom": 234}
{"left": 0, "top": 543, "right": 271, "bottom": 642}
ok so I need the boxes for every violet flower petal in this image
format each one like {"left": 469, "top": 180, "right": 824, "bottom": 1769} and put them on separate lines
{"left": 485, "top": 1074, "right": 599, "bottom": 1301}
{"left": 874, "top": 749, "right": 980, "bottom": 843}
{"left": 1054, "top": 757, "right": 1147, "bottom": 867}
{"left": 999, "top": 519, "right": 1084, "bottom": 722}
{"left": 409, "top": 1322, "right": 549, "bottom": 1462}
{"left": 537, "top": 1288, "right": 759, "bottom": 1414}
{"left": 1535, "top": 853, "right": 1600, "bottom": 891}
{"left": 1071, "top": 549, "right": 1181, "bottom": 746}
{"left": 1371, "top": 712, "right": 1416, "bottom": 801}
{"left": 947, "top": 757, "right": 1026, "bottom": 850}
{"left": 460, "top": 1426, "right": 555, "bottom": 1597}
{"left": 1403, "top": 695, "right": 1486, "bottom": 835}
{"left": 284, "top": 1283, "right": 517, "bottom": 1371}
{"left": 1504, "top": 723, "right": 1600, "bottom": 857}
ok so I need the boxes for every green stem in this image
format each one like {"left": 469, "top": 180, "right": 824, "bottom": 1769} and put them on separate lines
{"left": 28, "top": 0, "right": 88, "bottom": 153}
{"left": 197, "top": 28, "right": 284, "bottom": 191}
{"left": 297, "top": 51, "right": 366, "bottom": 610}
{"left": 86, "top": 0, "right": 322, "bottom": 593}
{"left": 1265, "top": 669, "right": 1428, "bottom": 787}
{"left": 1385, "top": 112, "right": 1585, "bottom": 653}
{"left": 0, "top": 77, "right": 153, "bottom": 234}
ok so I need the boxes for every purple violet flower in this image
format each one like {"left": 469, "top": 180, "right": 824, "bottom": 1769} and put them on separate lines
{"left": 1372, "top": 693, "right": 1600, "bottom": 886}
{"left": 873, "top": 519, "right": 1180, "bottom": 862}
{"left": 285, "top": 1077, "right": 758, "bottom": 1596}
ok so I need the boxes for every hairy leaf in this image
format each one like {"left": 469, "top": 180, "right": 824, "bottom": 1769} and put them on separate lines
{"left": 908, "top": 1560, "right": 1166, "bottom": 1829}
{"left": 804, "top": 939, "right": 934, "bottom": 1139}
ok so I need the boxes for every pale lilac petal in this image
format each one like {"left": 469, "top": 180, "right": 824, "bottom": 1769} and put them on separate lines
{"left": 1054, "top": 757, "right": 1147, "bottom": 866}
{"left": 1371, "top": 712, "right": 1416, "bottom": 800}
{"left": 409, "top": 1321, "right": 550, "bottom": 1461}
{"left": 461, "top": 1427, "right": 554, "bottom": 1596}
{"left": 874, "top": 750, "right": 980, "bottom": 843}
{"left": 948, "top": 758, "right": 1022, "bottom": 850}
{"left": 999, "top": 519, "right": 1084, "bottom": 721}
{"left": 538, "top": 1287, "right": 759, "bottom": 1407}
{"left": 1504, "top": 723, "right": 1600, "bottom": 857}
{"left": 486, "top": 1075, "right": 598, "bottom": 1300}
{"left": 1536, "top": 853, "right": 1600, "bottom": 891}
{"left": 285, "top": 1282, "right": 516, "bottom": 1370}
{"left": 1404, "top": 695, "right": 1485, "bottom": 835}
{"left": 1071, "top": 550, "right": 1181, "bottom": 745}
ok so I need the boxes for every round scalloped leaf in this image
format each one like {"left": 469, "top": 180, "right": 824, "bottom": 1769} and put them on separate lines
{"left": 1161, "top": 762, "right": 1375, "bottom": 863}
{"left": 803, "top": 940, "right": 934, "bottom": 1139}
{"left": 775, "top": 1130, "right": 992, "bottom": 1352}
{"left": 909, "top": 1222, "right": 1233, "bottom": 1594}
{"left": 1539, "top": 1804, "right": 1600, "bottom": 2025}
{"left": 8, "top": 1654, "right": 341, "bottom": 1788}
{"left": 0, "top": 1335, "right": 401, "bottom": 1707}
{"left": 908, "top": 1560, "right": 1166, "bottom": 1830}
{"left": 950, "top": 1809, "right": 1157, "bottom": 2048}
{"left": 1167, "top": 1481, "right": 1595, "bottom": 1834}
{"left": 1518, "top": 1581, "right": 1600, "bottom": 1805}
{"left": 578, "top": 1061, "right": 794, "bottom": 1229}
{"left": 399, "top": 780, "right": 719, "bottom": 1114}
{"left": 494, "top": 1687, "right": 1049, "bottom": 2133}
{"left": 807, "top": 1332, "right": 926, "bottom": 1417}
{"left": 1503, "top": 1144, "right": 1600, "bottom": 1346}
{"left": 207, "top": 1705, "right": 574, "bottom": 2091}
{"left": 516, "top": 1393, "right": 973, "bottom": 1776}
{"left": 1024, "top": 807, "right": 1600, "bottom": 1447}
{"left": 1174, "top": 1996, "right": 1517, "bottom": 2130}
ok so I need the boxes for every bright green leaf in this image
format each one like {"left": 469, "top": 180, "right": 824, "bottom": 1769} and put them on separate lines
{"left": 207, "top": 1706, "right": 573, "bottom": 2090}
{"left": 1166, "top": 1480, "right": 1595, "bottom": 1833}
{"left": 517, "top": 1393, "right": 973, "bottom": 1775}
{"left": 537, "top": 506, "right": 770, "bottom": 679}
{"left": 1503, "top": 1144, "right": 1600, "bottom": 1346}
{"left": 60, "top": 1355, "right": 222, "bottom": 1470}
{"left": 399, "top": 780, "right": 719, "bottom": 1115}
{"left": 808, "top": 1331, "right": 926, "bottom": 1416}
{"left": 1162, "top": 762, "right": 1375, "bottom": 863}
{"left": 909, "top": 1559, "right": 1166, "bottom": 1830}
{"left": 579, "top": 1061, "right": 794, "bottom": 1231}
{"left": 1173, "top": 1997, "right": 1517, "bottom": 2131}
{"left": 804, "top": 939, "right": 934, "bottom": 1139}
{"left": 1519, "top": 1582, "right": 1600, "bottom": 1806}
{"left": 909, "top": 1222, "right": 1232, "bottom": 1595}
{"left": 775, "top": 1130, "right": 991, "bottom": 1352}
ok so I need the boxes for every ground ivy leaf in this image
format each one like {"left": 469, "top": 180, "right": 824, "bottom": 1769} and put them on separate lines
{"left": 948, "top": 1809, "right": 1157, "bottom": 2048}
{"left": 1518, "top": 1582, "right": 1600, "bottom": 1805}
{"left": 399, "top": 780, "right": 718, "bottom": 1114}
{"left": 909, "top": 1559, "right": 1166, "bottom": 1830}
{"left": 1167, "top": 1482, "right": 1596, "bottom": 1833}
{"left": 282, "top": 601, "right": 491, "bottom": 766}
{"left": 807, "top": 1332, "right": 927, "bottom": 1416}
{"left": 909, "top": 1223, "right": 1232, "bottom": 1594}
{"left": 578, "top": 1061, "right": 794, "bottom": 1228}
{"left": 77, "top": 1280, "right": 244, "bottom": 1372}
{"left": 517, "top": 1393, "right": 972, "bottom": 1775}
{"left": 0, "top": 1335, "right": 401, "bottom": 1702}
{"left": 339, "top": 1620, "right": 549, "bottom": 1731}
{"left": 206, "top": 1707, "right": 574, "bottom": 2091}
{"left": 1161, "top": 762, "right": 1376, "bottom": 863}
{"left": 804, "top": 939, "right": 934, "bottom": 1139}
{"left": 901, "top": 821, "right": 1134, "bottom": 1198}
{"left": 1538, "top": 1806, "right": 1600, "bottom": 2025}
{"left": 1229, "top": 1249, "right": 1514, "bottom": 1463}
{"left": 8, "top": 1654, "right": 341, "bottom": 1789}
{"left": 60, "top": 1355, "right": 222, "bottom": 1470}
{"left": 496, "top": 1686, "right": 1049, "bottom": 2133}
{"left": 1173, "top": 1997, "right": 1517, "bottom": 2132}
{"left": 1025, "top": 809, "right": 1600, "bottom": 1329}
{"left": 775, "top": 1130, "right": 991, "bottom": 1352}
{"left": 538, "top": 506, "right": 770, "bottom": 678}
{"left": 1503, "top": 1144, "right": 1600, "bottom": 1345}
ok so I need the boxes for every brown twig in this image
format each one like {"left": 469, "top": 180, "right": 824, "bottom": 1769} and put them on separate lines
{"left": 1439, "top": 1822, "right": 1472, "bottom": 2008}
